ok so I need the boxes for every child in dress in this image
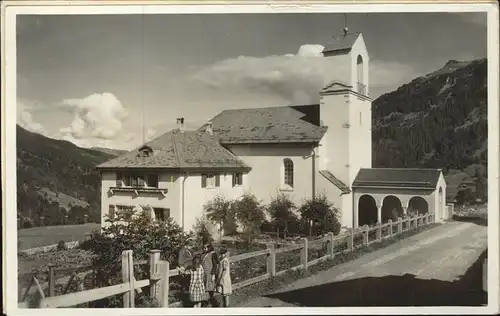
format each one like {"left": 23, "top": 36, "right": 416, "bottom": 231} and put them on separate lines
{"left": 215, "top": 247, "right": 232, "bottom": 307}
{"left": 186, "top": 256, "right": 208, "bottom": 308}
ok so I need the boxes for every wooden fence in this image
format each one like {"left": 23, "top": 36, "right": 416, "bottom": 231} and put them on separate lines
{"left": 18, "top": 213, "right": 434, "bottom": 308}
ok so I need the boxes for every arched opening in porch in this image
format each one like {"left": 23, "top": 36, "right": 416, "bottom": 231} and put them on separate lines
{"left": 381, "top": 195, "right": 403, "bottom": 223}
{"left": 358, "top": 194, "right": 378, "bottom": 226}
{"left": 408, "top": 196, "right": 429, "bottom": 215}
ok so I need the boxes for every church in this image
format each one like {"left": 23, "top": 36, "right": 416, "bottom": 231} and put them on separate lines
{"left": 96, "top": 31, "right": 450, "bottom": 233}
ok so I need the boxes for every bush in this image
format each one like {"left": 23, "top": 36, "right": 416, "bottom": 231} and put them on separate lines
{"left": 266, "top": 193, "right": 300, "bottom": 236}
{"left": 204, "top": 195, "right": 235, "bottom": 240}
{"left": 57, "top": 240, "right": 67, "bottom": 251}
{"left": 193, "top": 217, "right": 214, "bottom": 246}
{"left": 87, "top": 208, "right": 189, "bottom": 307}
{"left": 232, "top": 194, "right": 266, "bottom": 245}
{"left": 298, "top": 195, "right": 341, "bottom": 236}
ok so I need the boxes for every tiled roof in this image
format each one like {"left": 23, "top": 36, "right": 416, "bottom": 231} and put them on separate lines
{"left": 96, "top": 129, "right": 250, "bottom": 170}
{"left": 323, "top": 33, "right": 360, "bottom": 54}
{"left": 352, "top": 168, "right": 442, "bottom": 189}
{"left": 319, "top": 170, "right": 351, "bottom": 194}
{"left": 202, "top": 105, "right": 327, "bottom": 144}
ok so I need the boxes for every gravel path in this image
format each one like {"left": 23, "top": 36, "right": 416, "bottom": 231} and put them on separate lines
{"left": 237, "top": 221, "right": 487, "bottom": 307}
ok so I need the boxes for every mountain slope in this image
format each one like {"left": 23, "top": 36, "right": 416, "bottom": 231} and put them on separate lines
{"left": 372, "top": 58, "right": 487, "bottom": 203}
{"left": 91, "top": 147, "right": 128, "bottom": 157}
{"left": 17, "top": 126, "right": 117, "bottom": 227}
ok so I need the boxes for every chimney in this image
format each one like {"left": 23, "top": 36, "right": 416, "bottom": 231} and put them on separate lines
{"left": 206, "top": 121, "right": 213, "bottom": 135}
{"left": 176, "top": 117, "right": 185, "bottom": 133}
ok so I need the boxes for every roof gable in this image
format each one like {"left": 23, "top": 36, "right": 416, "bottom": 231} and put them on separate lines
{"left": 204, "top": 105, "right": 327, "bottom": 145}
{"left": 352, "top": 168, "right": 443, "bottom": 189}
{"left": 96, "top": 129, "right": 249, "bottom": 170}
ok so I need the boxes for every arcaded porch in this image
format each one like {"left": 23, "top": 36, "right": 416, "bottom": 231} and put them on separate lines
{"left": 351, "top": 168, "right": 448, "bottom": 228}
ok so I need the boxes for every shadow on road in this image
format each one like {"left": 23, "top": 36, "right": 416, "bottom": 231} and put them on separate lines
{"left": 452, "top": 215, "right": 487, "bottom": 227}
{"left": 265, "top": 249, "right": 487, "bottom": 306}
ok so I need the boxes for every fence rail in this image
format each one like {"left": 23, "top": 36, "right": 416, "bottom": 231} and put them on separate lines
{"left": 19, "top": 213, "right": 434, "bottom": 309}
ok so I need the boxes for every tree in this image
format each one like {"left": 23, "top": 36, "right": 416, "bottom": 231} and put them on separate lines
{"left": 203, "top": 195, "right": 234, "bottom": 241}
{"left": 86, "top": 208, "right": 189, "bottom": 307}
{"left": 298, "top": 194, "right": 341, "bottom": 236}
{"left": 267, "top": 193, "right": 299, "bottom": 238}
{"left": 233, "top": 194, "right": 265, "bottom": 244}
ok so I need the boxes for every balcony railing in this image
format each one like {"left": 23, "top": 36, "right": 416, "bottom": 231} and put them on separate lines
{"left": 357, "top": 82, "right": 367, "bottom": 95}
{"left": 108, "top": 186, "right": 168, "bottom": 197}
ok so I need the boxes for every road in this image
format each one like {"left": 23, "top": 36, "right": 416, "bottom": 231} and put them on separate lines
{"left": 237, "top": 220, "right": 487, "bottom": 307}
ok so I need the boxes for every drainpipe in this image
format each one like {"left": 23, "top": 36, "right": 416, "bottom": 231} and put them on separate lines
{"left": 312, "top": 147, "right": 316, "bottom": 201}
{"left": 181, "top": 172, "right": 188, "bottom": 230}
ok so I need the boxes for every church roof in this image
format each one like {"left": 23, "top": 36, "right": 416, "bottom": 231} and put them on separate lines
{"left": 203, "top": 105, "right": 327, "bottom": 144}
{"left": 319, "top": 170, "right": 351, "bottom": 194}
{"left": 323, "top": 33, "right": 360, "bottom": 54}
{"left": 96, "top": 129, "right": 250, "bottom": 170}
{"left": 352, "top": 168, "right": 443, "bottom": 189}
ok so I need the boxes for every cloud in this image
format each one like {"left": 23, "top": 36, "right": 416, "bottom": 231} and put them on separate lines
{"left": 190, "top": 44, "right": 416, "bottom": 102}
{"left": 17, "top": 99, "right": 46, "bottom": 134}
{"left": 59, "top": 92, "right": 128, "bottom": 141}
{"left": 146, "top": 128, "right": 156, "bottom": 141}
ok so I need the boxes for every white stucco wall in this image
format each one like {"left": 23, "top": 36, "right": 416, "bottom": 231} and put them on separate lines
{"left": 100, "top": 171, "right": 181, "bottom": 227}
{"left": 226, "top": 144, "right": 316, "bottom": 210}
{"left": 432, "top": 172, "right": 448, "bottom": 222}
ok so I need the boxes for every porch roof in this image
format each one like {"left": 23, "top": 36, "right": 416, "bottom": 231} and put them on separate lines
{"left": 352, "top": 168, "right": 442, "bottom": 189}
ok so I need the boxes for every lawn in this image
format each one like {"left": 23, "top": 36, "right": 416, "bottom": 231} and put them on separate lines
{"left": 18, "top": 223, "right": 101, "bottom": 250}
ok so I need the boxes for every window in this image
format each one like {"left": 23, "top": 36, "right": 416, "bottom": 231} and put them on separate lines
{"left": 153, "top": 208, "right": 170, "bottom": 221}
{"left": 116, "top": 205, "right": 134, "bottom": 220}
{"left": 232, "top": 173, "right": 243, "bottom": 187}
{"left": 147, "top": 174, "right": 159, "bottom": 188}
{"left": 283, "top": 158, "right": 294, "bottom": 188}
{"left": 201, "top": 173, "right": 220, "bottom": 188}
{"left": 120, "top": 173, "right": 159, "bottom": 188}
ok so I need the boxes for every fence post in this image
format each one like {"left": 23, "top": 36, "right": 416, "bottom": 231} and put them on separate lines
{"left": 121, "top": 250, "right": 134, "bottom": 308}
{"left": 376, "top": 223, "right": 382, "bottom": 241}
{"left": 363, "top": 225, "right": 369, "bottom": 245}
{"left": 149, "top": 250, "right": 161, "bottom": 300}
{"left": 159, "top": 261, "right": 170, "bottom": 307}
{"left": 388, "top": 220, "right": 393, "bottom": 237}
{"left": 347, "top": 229, "right": 354, "bottom": 251}
{"left": 327, "top": 232, "right": 335, "bottom": 258}
{"left": 407, "top": 217, "right": 411, "bottom": 231}
{"left": 266, "top": 243, "right": 276, "bottom": 277}
{"left": 47, "top": 263, "right": 55, "bottom": 297}
{"left": 397, "top": 217, "right": 402, "bottom": 235}
{"left": 300, "top": 238, "right": 309, "bottom": 271}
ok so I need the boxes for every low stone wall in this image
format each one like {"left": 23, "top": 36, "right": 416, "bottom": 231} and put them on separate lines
{"left": 19, "top": 240, "right": 81, "bottom": 255}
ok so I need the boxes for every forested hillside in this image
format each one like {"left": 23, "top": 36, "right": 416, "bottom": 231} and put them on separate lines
{"left": 372, "top": 58, "right": 487, "bottom": 204}
{"left": 17, "top": 126, "right": 116, "bottom": 228}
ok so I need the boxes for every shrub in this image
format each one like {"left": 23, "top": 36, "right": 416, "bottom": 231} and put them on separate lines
{"left": 267, "top": 193, "right": 300, "bottom": 236}
{"left": 87, "top": 208, "right": 189, "bottom": 307}
{"left": 298, "top": 194, "right": 341, "bottom": 236}
{"left": 204, "top": 195, "right": 235, "bottom": 240}
{"left": 233, "top": 194, "right": 265, "bottom": 245}
{"left": 57, "top": 240, "right": 67, "bottom": 251}
{"left": 193, "top": 217, "right": 214, "bottom": 246}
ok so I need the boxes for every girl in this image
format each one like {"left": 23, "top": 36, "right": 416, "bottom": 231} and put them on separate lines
{"left": 201, "top": 242, "right": 219, "bottom": 307}
{"left": 215, "top": 247, "right": 232, "bottom": 307}
{"left": 186, "top": 256, "right": 208, "bottom": 308}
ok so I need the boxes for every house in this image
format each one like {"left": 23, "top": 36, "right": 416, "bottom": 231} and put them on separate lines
{"left": 96, "top": 32, "right": 449, "bottom": 233}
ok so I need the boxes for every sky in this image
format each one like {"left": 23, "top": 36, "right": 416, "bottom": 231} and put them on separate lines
{"left": 16, "top": 12, "right": 487, "bottom": 150}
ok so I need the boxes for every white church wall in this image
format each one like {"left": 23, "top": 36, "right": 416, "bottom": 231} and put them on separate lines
{"left": 226, "top": 143, "right": 316, "bottom": 210}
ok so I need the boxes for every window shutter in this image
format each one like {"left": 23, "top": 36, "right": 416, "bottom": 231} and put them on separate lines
{"left": 238, "top": 173, "right": 243, "bottom": 185}
{"left": 138, "top": 176, "right": 145, "bottom": 187}
{"left": 215, "top": 174, "right": 220, "bottom": 187}
{"left": 116, "top": 173, "right": 122, "bottom": 187}
{"left": 201, "top": 174, "right": 207, "bottom": 188}
{"left": 232, "top": 174, "right": 236, "bottom": 187}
